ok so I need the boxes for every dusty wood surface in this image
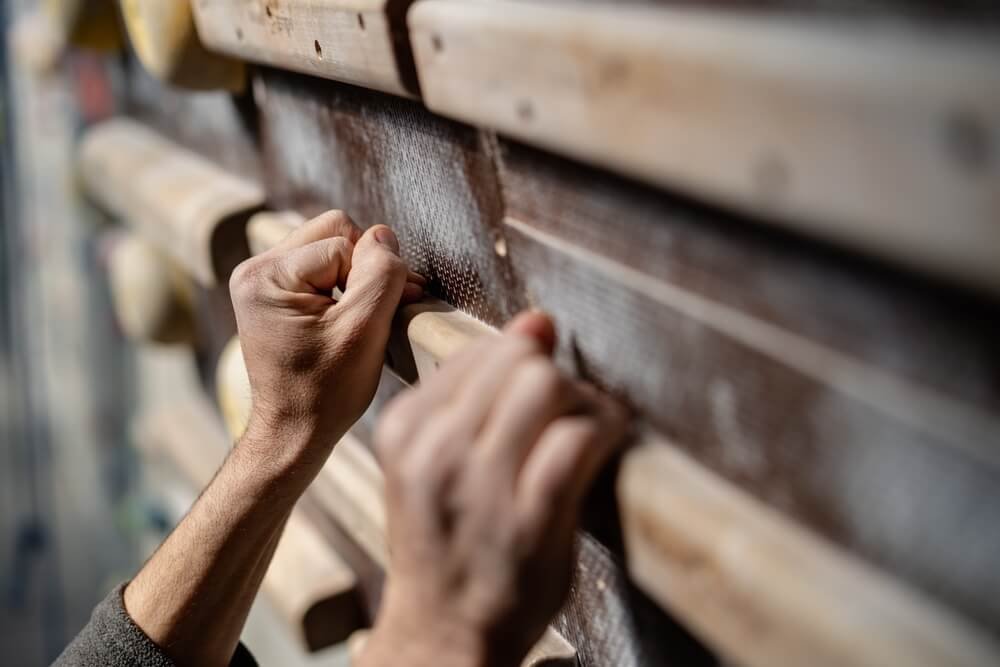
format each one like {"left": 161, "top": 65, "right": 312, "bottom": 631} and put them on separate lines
{"left": 192, "top": 0, "right": 419, "bottom": 97}
{"left": 119, "top": 0, "right": 244, "bottom": 91}
{"left": 78, "top": 118, "right": 264, "bottom": 286}
{"left": 410, "top": 0, "right": 1000, "bottom": 295}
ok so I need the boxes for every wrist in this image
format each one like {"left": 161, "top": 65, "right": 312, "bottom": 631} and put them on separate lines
{"left": 233, "top": 411, "right": 342, "bottom": 490}
{"left": 360, "top": 607, "right": 493, "bottom": 667}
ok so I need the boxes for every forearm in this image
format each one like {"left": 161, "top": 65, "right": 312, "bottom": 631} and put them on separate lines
{"left": 124, "top": 419, "right": 332, "bottom": 665}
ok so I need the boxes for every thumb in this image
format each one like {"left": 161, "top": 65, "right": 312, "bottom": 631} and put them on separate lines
{"left": 339, "top": 225, "right": 409, "bottom": 334}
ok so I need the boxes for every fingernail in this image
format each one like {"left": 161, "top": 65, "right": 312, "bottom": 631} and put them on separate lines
{"left": 374, "top": 227, "right": 399, "bottom": 254}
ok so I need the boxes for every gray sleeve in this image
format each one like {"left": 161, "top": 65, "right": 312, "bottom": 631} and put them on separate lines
{"left": 53, "top": 583, "right": 257, "bottom": 667}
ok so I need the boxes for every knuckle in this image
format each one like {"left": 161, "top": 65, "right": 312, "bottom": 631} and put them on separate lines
{"left": 229, "top": 257, "right": 265, "bottom": 298}
{"left": 374, "top": 407, "right": 410, "bottom": 462}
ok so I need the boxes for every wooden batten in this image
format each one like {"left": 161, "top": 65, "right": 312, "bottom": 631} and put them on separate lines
{"left": 119, "top": 0, "right": 245, "bottom": 91}
{"left": 246, "top": 210, "right": 305, "bottom": 256}
{"left": 191, "top": 0, "right": 418, "bottom": 98}
{"left": 43, "top": 0, "right": 123, "bottom": 51}
{"left": 78, "top": 118, "right": 265, "bottom": 286}
{"left": 380, "top": 285, "right": 1000, "bottom": 667}
{"left": 107, "top": 232, "right": 195, "bottom": 345}
{"left": 216, "top": 336, "right": 252, "bottom": 441}
{"left": 620, "top": 437, "right": 1000, "bottom": 667}
{"left": 137, "top": 397, "right": 365, "bottom": 651}
{"left": 409, "top": 0, "right": 1000, "bottom": 294}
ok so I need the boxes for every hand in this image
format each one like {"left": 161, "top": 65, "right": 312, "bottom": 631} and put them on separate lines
{"left": 361, "top": 313, "right": 629, "bottom": 667}
{"left": 229, "top": 210, "right": 424, "bottom": 463}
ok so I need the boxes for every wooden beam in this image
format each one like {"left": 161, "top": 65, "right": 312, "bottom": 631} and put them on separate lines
{"left": 118, "top": 0, "right": 245, "bottom": 91}
{"left": 378, "top": 281, "right": 1000, "bottom": 667}
{"left": 409, "top": 0, "right": 1000, "bottom": 294}
{"left": 136, "top": 396, "right": 366, "bottom": 651}
{"left": 106, "top": 232, "right": 196, "bottom": 345}
{"left": 246, "top": 210, "right": 305, "bottom": 256}
{"left": 191, "top": 0, "right": 418, "bottom": 98}
{"left": 78, "top": 118, "right": 265, "bottom": 286}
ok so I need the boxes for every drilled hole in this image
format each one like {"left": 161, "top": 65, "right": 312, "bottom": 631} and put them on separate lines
{"left": 235, "top": 27, "right": 244, "bottom": 40}
{"left": 314, "top": 40, "right": 323, "bottom": 59}
{"left": 431, "top": 34, "right": 444, "bottom": 53}
{"left": 357, "top": 13, "right": 365, "bottom": 30}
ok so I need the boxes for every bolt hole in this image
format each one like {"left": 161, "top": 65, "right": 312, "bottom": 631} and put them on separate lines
{"left": 431, "top": 34, "right": 444, "bottom": 53}
{"left": 235, "top": 27, "right": 243, "bottom": 40}
{"left": 314, "top": 40, "right": 323, "bottom": 59}
{"left": 265, "top": 6, "right": 272, "bottom": 18}
{"left": 357, "top": 13, "right": 365, "bottom": 30}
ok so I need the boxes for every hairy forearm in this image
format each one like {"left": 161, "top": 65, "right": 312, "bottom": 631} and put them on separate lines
{"left": 124, "top": 419, "right": 332, "bottom": 665}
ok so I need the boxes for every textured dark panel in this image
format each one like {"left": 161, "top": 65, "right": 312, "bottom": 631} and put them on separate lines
{"left": 498, "top": 141, "right": 1000, "bottom": 414}
{"left": 497, "top": 142, "right": 1000, "bottom": 631}
{"left": 256, "top": 68, "right": 527, "bottom": 326}
{"left": 533, "top": 0, "right": 1000, "bottom": 23}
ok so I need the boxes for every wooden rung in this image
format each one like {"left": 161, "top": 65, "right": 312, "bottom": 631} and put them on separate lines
{"left": 136, "top": 397, "right": 366, "bottom": 652}
{"left": 216, "top": 335, "right": 252, "bottom": 442}
{"left": 378, "top": 285, "right": 1000, "bottom": 667}
{"left": 78, "top": 118, "right": 265, "bottom": 286}
{"left": 118, "top": 0, "right": 245, "bottom": 91}
{"left": 191, "top": 0, "right": 417, "bottom": 98}
{"left": 107, "top": 232, "right": 195, "bottom": 345}
{"left": 246, "top": 210, "right": 305, "bottom": 256}
{"left": 409, "top": 0, "right": 1000, "bottom": 294}
{"left": 620, "top": 436, "right": 1000, "bottom": 667}
{"left": 43, "top": 0, "right": 123, "bottom": 51}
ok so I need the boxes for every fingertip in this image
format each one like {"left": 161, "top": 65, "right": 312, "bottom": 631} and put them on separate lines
{"left": 504, "top": 311, "right": 557, "bottom": 353}
{"left": 361, "top": 224, "right": 400, "bottom": 256}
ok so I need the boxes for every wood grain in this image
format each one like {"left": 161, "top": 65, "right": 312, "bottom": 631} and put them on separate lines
{"left": 409, "top": 0, "right": 1000, "bottom": 294}
{"left": 620, "top": 435, "right": 1000, "bottom": 667}
{"left": 119, "top": 0, "right": 245, "bottom": 91}
{"left": 192, "top": 0, "right": 419, "bottom": 97}
{"left": 78, "top": 118, "right": 264, "bottom": 286}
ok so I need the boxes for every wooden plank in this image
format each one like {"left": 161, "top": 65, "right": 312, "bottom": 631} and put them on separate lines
{"left": 119, "top": 0, "right": 245, "bottom": 91}
{"left": 246, "top": 210, "right": 304, "bottom": 256}
{"left": 106, "top": 232, "right": 196, "bottom": 345}
{"left": 384, "top": 282, "right": 1000, "bottom": 667}
{"left": 135, "top": 398, "right": 366, "bottom": 652}
{"left": 192, "top": 0, "right": 418, "bottom": 98}
{"left": 78, "top": 118, "right": 264, "bottom": 286}
{"left": 620, "top": 436, "right": 1000, "bottom": 667}
{"left": 409, "top": 0, "right": 1000, "bottom": 294}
